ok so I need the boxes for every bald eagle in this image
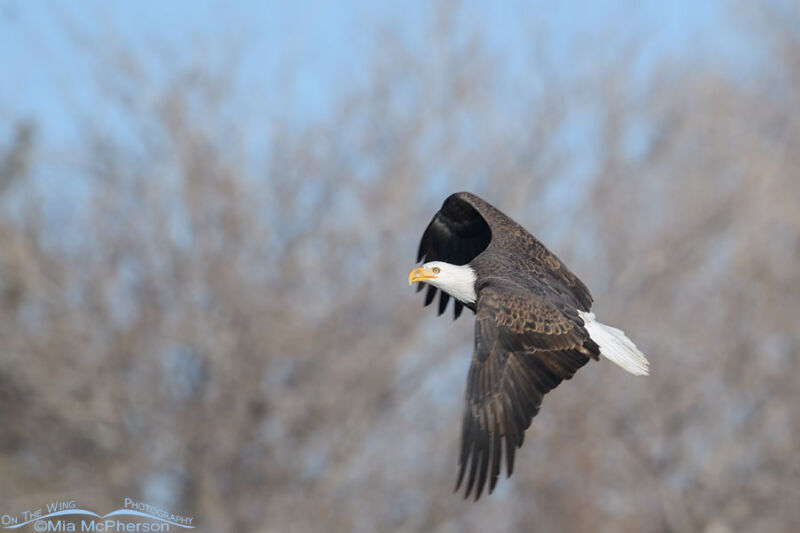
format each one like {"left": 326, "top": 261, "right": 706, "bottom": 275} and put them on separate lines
{"left": 408, "top": 192, "right": 649, "bottom": 500}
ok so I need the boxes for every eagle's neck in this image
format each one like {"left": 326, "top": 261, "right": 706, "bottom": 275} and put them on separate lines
{"left": 436, "top": 264, "right": 477, "bottom": 305}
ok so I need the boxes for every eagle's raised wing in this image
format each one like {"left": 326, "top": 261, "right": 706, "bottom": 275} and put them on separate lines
{"left": 416, "top": 194, "right": 491, "bottom": 319}
{"left": 455, "top": 283, "right": 597, "bottom": 500}
{"left": 416, "top": 192, "right": 593, "bottom": 317}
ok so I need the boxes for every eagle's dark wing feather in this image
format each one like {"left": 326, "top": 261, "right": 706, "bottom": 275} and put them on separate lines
{"left": 416, "top": 196, "right": 492, "bottom": 265}
{"left": 455, "top": 283, "right": 596, "bottom": 500}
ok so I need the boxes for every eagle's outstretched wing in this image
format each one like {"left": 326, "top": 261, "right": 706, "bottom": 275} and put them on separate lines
{"left": 455, "top": 283, "right": 598, "bottom": 500}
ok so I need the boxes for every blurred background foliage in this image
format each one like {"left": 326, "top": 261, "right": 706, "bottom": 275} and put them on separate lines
{"left": 1, "top": 1, "right": 799, "bottom": 532}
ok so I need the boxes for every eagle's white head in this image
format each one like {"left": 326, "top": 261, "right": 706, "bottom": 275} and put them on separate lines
{"left": 408, "top": 261, "right": 477, "bottom": 304}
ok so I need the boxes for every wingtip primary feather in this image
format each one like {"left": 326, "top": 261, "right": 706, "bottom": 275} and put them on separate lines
{"left": 454, "top": 300, "right": 464, "bottom": 320}
{"left": 579, "top": 311, "right": 650, "bottom": 376}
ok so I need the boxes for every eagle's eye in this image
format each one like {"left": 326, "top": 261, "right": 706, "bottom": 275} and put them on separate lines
{"left": 432, "top": 267, "right": 441, "bottom": 274}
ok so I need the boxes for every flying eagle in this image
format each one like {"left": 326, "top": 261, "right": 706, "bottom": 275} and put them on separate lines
{"left": 408, "top": 192, "right": 649, "bottom": 500}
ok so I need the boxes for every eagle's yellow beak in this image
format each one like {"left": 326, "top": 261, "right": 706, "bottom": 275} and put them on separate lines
{"left": 408, "top": 266, "right": 437, "bottom": 285}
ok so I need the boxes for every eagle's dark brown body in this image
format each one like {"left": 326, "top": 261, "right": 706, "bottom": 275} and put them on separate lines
{"left": 416, "top": 192, "right": 602, "bottom": 499}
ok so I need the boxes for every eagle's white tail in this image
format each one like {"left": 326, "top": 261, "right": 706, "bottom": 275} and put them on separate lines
{"left": 579, "top": 311, "right": 650, "bottom": 376}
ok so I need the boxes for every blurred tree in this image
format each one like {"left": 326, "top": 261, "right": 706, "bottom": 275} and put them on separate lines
{"left": 1, "top": 2, "right": 799, "bottom": 532}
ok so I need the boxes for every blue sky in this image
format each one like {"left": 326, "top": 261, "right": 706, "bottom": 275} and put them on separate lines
{"left": 1, "top": 0, "right": 747, "bottom": 147}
